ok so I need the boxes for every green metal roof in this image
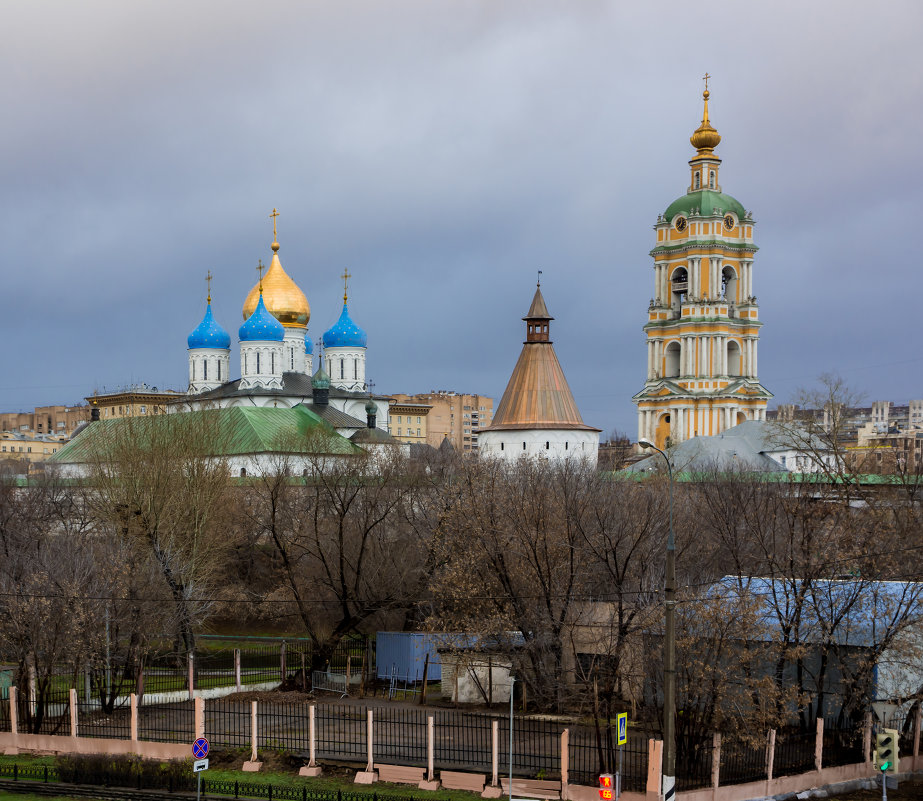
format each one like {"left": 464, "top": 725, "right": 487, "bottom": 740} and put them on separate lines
{"left": 664, "top": 189, "right": 746, "bottom": 221}
{"left": 50, "top": 404, "right": 362, "bottom": 464}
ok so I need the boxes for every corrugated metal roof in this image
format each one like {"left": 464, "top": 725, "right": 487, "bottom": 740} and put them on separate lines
{"left": 51, "top": 405, "right": 361, "bottom": 464}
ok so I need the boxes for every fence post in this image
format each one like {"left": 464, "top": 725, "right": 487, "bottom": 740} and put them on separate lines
{"left": 188, "top": 652, "right": 195, "bottom": 700}
{"left": 560, "top": 728, "right": 569, "bottom": 793}
{"left": 130, "top": 693, "right": 139, "bottom": 743}
{"left": 354, "top": 708, "right": 378, "bottom": 783}
{"left": 491, "top": 718, "right": 500, "bottom": 787}
{"left": 863, "top": 712, "right": 873, "bottom": 765}
{"left": 242, "top": 700, "right": 262, "bottom": 770}
{"left": 28, "top": 661, "right": 36, "bottom": 717}
{"left": 69, "top": 688, "right": 78, "bottom": 739}
{"left": 766, "top": 729, "right": 776, "bottom": 796}
{"left": 419, "top": 714, "right": 439, "bottom": 789}
{"left": 235, "top": 649, "right": 242, "bottom": 693}
{"left": 711, "top": 732, "right": 721, "bottom": 790}
{"left": 647, "top": 739, "right": 663, "bottom": 797}
{"left": 299, "top": 705, "right": 322, "bottom": 777}
{"left": 280, "top": 642, "right": 287, "bottom": 684}
{"left": 814, "top": 717, "right": 824, "bottom": 773}
{"left": 914, "top": 705, "right": 922, "bottom": 770}
{"left": 9, "top": 686, "right": 17, "bottom": 743}
{"left": 195, "top": 696, "right": 205, "bottom": 740}
{"left": 366, "top": 708, "right": 374, "bottom": 771}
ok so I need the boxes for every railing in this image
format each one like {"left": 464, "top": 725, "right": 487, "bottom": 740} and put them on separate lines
{"left": 137, "top": 700, "right": 194, "bottom": 743}
{"left": 76, "top": 700, "right": 131, "bottom": 740}
{"left": 569, "top": 729, "right": 649, "bottom": 792}
{"left": 773, "top": 730, "right": 816, "bottom": 776}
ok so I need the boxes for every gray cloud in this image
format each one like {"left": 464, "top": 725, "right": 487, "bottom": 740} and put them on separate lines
{"left": 1, "top": 1, "right": 921, "bottom": 433}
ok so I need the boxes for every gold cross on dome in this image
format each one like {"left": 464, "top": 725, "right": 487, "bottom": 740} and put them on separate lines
{"left": 256, "top": 259, "right": 265, "bottom": 292}
{"left": 206, "top": 270, "right": 213, "bottom": 303}
{"left": 342, "top": 268, "right": 352, "bottom": 302}
{"left": 269, "top": 208, "right": 280, "bottom": 241}
{"left": 703, "top": 72, "right": 711, "bottom": 92}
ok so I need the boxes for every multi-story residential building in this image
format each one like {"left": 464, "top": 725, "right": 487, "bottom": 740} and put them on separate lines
{"left": 87, "top": 384, "right": 184, "bottom": 419}
{"left": 0, "top": 405, "right": 89, "bottom": 437}
{"left": 389, "top": 392, "right": 494, "bottom": 451}
{"left": 0, "top": 430, "right": 70, "bottom": 464}
{"left": 387, "top": 401, "right": 431, "bottom": 445}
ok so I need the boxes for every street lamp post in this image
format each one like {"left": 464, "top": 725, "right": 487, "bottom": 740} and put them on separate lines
{"left": 638, "top": 438, "right": 675, "bottom": 801}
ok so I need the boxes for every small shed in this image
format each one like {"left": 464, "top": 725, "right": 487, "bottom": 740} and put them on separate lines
{"left": 376, "top": 632, "right": 451, "bottom": 681}
{"left": 440, "top": 650, "right": 513, "bottom": 704}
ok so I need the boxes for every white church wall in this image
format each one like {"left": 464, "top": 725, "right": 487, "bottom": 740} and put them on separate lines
{"left": 325, "top": 347, "right": 366, "bottom": 392}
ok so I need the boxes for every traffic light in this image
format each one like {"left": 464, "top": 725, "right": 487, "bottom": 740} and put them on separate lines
{"left": 875, "top": 729, "right": 899, "bottom": 774}
{"left": 598, "top": 774, "right": 614, "bottom": 801}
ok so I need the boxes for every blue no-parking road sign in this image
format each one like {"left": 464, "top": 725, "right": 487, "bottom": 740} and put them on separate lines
{"left": 193, "top": 738, "right": 209, "bottom": 760}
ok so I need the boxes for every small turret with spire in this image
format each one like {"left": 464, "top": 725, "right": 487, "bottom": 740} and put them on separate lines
{"left": 688, "top": 74, "right": 722, "bottom": 193}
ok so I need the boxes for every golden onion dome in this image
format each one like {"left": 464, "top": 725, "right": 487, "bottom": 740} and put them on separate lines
{"left": 690, "top": 89, "right": 721, "bottom": 154}
{"left": 242, "top": 240, "right": 310, "bottom": 328}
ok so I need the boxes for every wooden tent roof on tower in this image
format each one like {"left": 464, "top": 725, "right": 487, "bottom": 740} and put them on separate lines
{"left": 478, "top": 284, "right": 601, "bottom": 433}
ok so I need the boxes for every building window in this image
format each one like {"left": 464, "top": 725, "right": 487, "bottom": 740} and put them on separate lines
{"left": 140, "top": 406, "right": 147, "bottom": 414}
{"left": 694, "top": 172, "right": 701, "bottom": 189}
{"left": 565, "top": 442, "right": 568, "bottom": 450}
{"left": 203, "top": 361, "right": 208, "bottom": 381}
{"left": 500, "top": 443, "right": 504, "bottom": 451}
{"left": 217, "top": 361, "right": 221, "bottom": 381}
{"left": 398, "top": 428, "right": 402, "bottom": 435}
{"left": 354, "top": 360, "right": 358, "bottom": 380}
{"left": 523, "top": 442, "right": 526, "bottom": 450}
{"left": 546, "top": 441, "right": 550, "bottom": 449}
{"left": 271, "top": 352, "right": 275, "bottom": 373}
{"left": 340, "top": 359, "right": 344, "bottom": 379}
{"left": 256, "top": 352, "right": 261, "bottom": 373}
{"left": 709, "top": 170, "right": 715, "bottom": 189}
{"left": 240, "top": 468, "right": 247, "bottom": 477}
{"left": 397, "top": 416, "right": 402, "bottom": 423}
{"left": 417, "top": 417, "right": 421, "bottom": 424}
{"left": 417, "top": 429, "right": 421, "bottom": 436}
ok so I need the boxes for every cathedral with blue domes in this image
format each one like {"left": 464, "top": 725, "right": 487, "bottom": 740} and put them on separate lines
{"left": 180, "top": 212, "right": 391, "bottom": 437}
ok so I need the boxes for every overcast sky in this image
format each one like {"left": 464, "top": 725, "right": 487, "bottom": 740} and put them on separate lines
{"left": 2, "top": 1, "right": 922, "bottom": 436}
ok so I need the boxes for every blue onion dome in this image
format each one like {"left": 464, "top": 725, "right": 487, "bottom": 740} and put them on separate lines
{"left": 188, "top": 302, "right": 231, "bottom": 350}
{"left": 239, "top": 294, "right": 285, "bottom": 342}
{"left": 312, "top": 363, "right": 331, "bottom": 390}
{"left": 305, "top": 334, "right": 313, "bottom": 354}
{"left": 322, "top": 303, "right": 367, "bottom": 348}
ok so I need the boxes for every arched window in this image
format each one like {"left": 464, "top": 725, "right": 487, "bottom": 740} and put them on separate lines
{"left": 217, "top": 361, "right": 221, "bottom": 381}
{"left": 271, "top": 352, "right": 275, "bottom": 373}
{"left": 256, "top": 353, "right": 261, "bottom": 374}
{"left": 709, "top": 170, "right": 715, "bottom": 189}
{"left": 694, "top": 172, "right": 701, "bottom": 189}
{"left": 721, "top": 265, "right": 738, "bottom": 302}
{"left": 727, "top": 340, "right": 742, "bottom": 376}
{"left": 522, "top": 442, "right": 526, "bottom": 450}
{"left": 500, "top": 443, "right": 504, "bottom": 451}
{"left": 546, "top": 441, "right": 550, "bottom": 450}
{"left": 240, "top": 468, "right": 247, "bottom": 477}
{"left": 354, "top": 360, "right": 358, "bottom": 380}
{"left": 340, "top": 359, "right": 344, "bottom": 379}
{"left": 203, "top": 361, "right": 208, "bottom": 381}
{"left": 670, "top": 266, "right": 688, "bottom": 310}
{"left": 664, "top": 341, "right": 681, "bottom": 378}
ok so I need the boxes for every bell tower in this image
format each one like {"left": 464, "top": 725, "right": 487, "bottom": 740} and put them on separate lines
{"left": 633, "top": 79, "right": 771, "bottom": 449}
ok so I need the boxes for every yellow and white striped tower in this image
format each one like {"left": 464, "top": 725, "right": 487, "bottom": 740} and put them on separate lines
{"left": 633, "top": 79, "right": 771, "bottom": 449}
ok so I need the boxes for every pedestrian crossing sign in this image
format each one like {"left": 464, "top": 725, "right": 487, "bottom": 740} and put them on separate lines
{"left": 617, "top": 713, "right": 627, "bottom": 746}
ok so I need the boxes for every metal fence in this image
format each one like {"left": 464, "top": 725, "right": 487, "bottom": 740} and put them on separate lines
{"left": 16, "top": 695, "right": 69, "bottom": 736}
{"left": 208, "top": 700, "right": 252, "bottom": 749}
{"left": 138, "top": 700, "right": 194, "bottom": 743}
{"left": 569, "top": 729, "right": 649, "bottom": 792}
{"left": 76, "top": 700, "right": 131, "bottom": 740}
{"left": 432, "top": 709, "right": 493, "bottom": 773}
{"left": 675, "top": 737, "right": 714, "bottom": 792}
{"left": 774, "top": 730, "right": 816, "bottom": 776}
{"left": 316, "top": 703, "right": 367, "bottom": 762}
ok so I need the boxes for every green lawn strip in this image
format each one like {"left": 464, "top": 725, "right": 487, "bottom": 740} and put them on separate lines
{"left": 0, "top": 755, "right": 479, "bottom": 801}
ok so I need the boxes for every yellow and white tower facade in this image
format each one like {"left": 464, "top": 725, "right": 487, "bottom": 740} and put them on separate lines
{"left": 633, "top": 83, "right": 771, "bottom": 449}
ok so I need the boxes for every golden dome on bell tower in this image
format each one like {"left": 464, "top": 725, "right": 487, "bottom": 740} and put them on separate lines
{"left": 242, "top": 209, "right": 310, "bottom": 328}
{"left": 690, "top": 76, "right": 721, "bottom": 155}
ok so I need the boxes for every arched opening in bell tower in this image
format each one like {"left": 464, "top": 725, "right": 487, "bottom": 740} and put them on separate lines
{"left": 721, "top": 265, "right": 738, "bottom": 303}
{"left": 664, "top": 341, "right": 681, "bottom": 378}
{"left": 727, "top": 340, "right": 742, "bottom": 376}
{"left": 670, "top": 266, "right": 688, "bottom": 312}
